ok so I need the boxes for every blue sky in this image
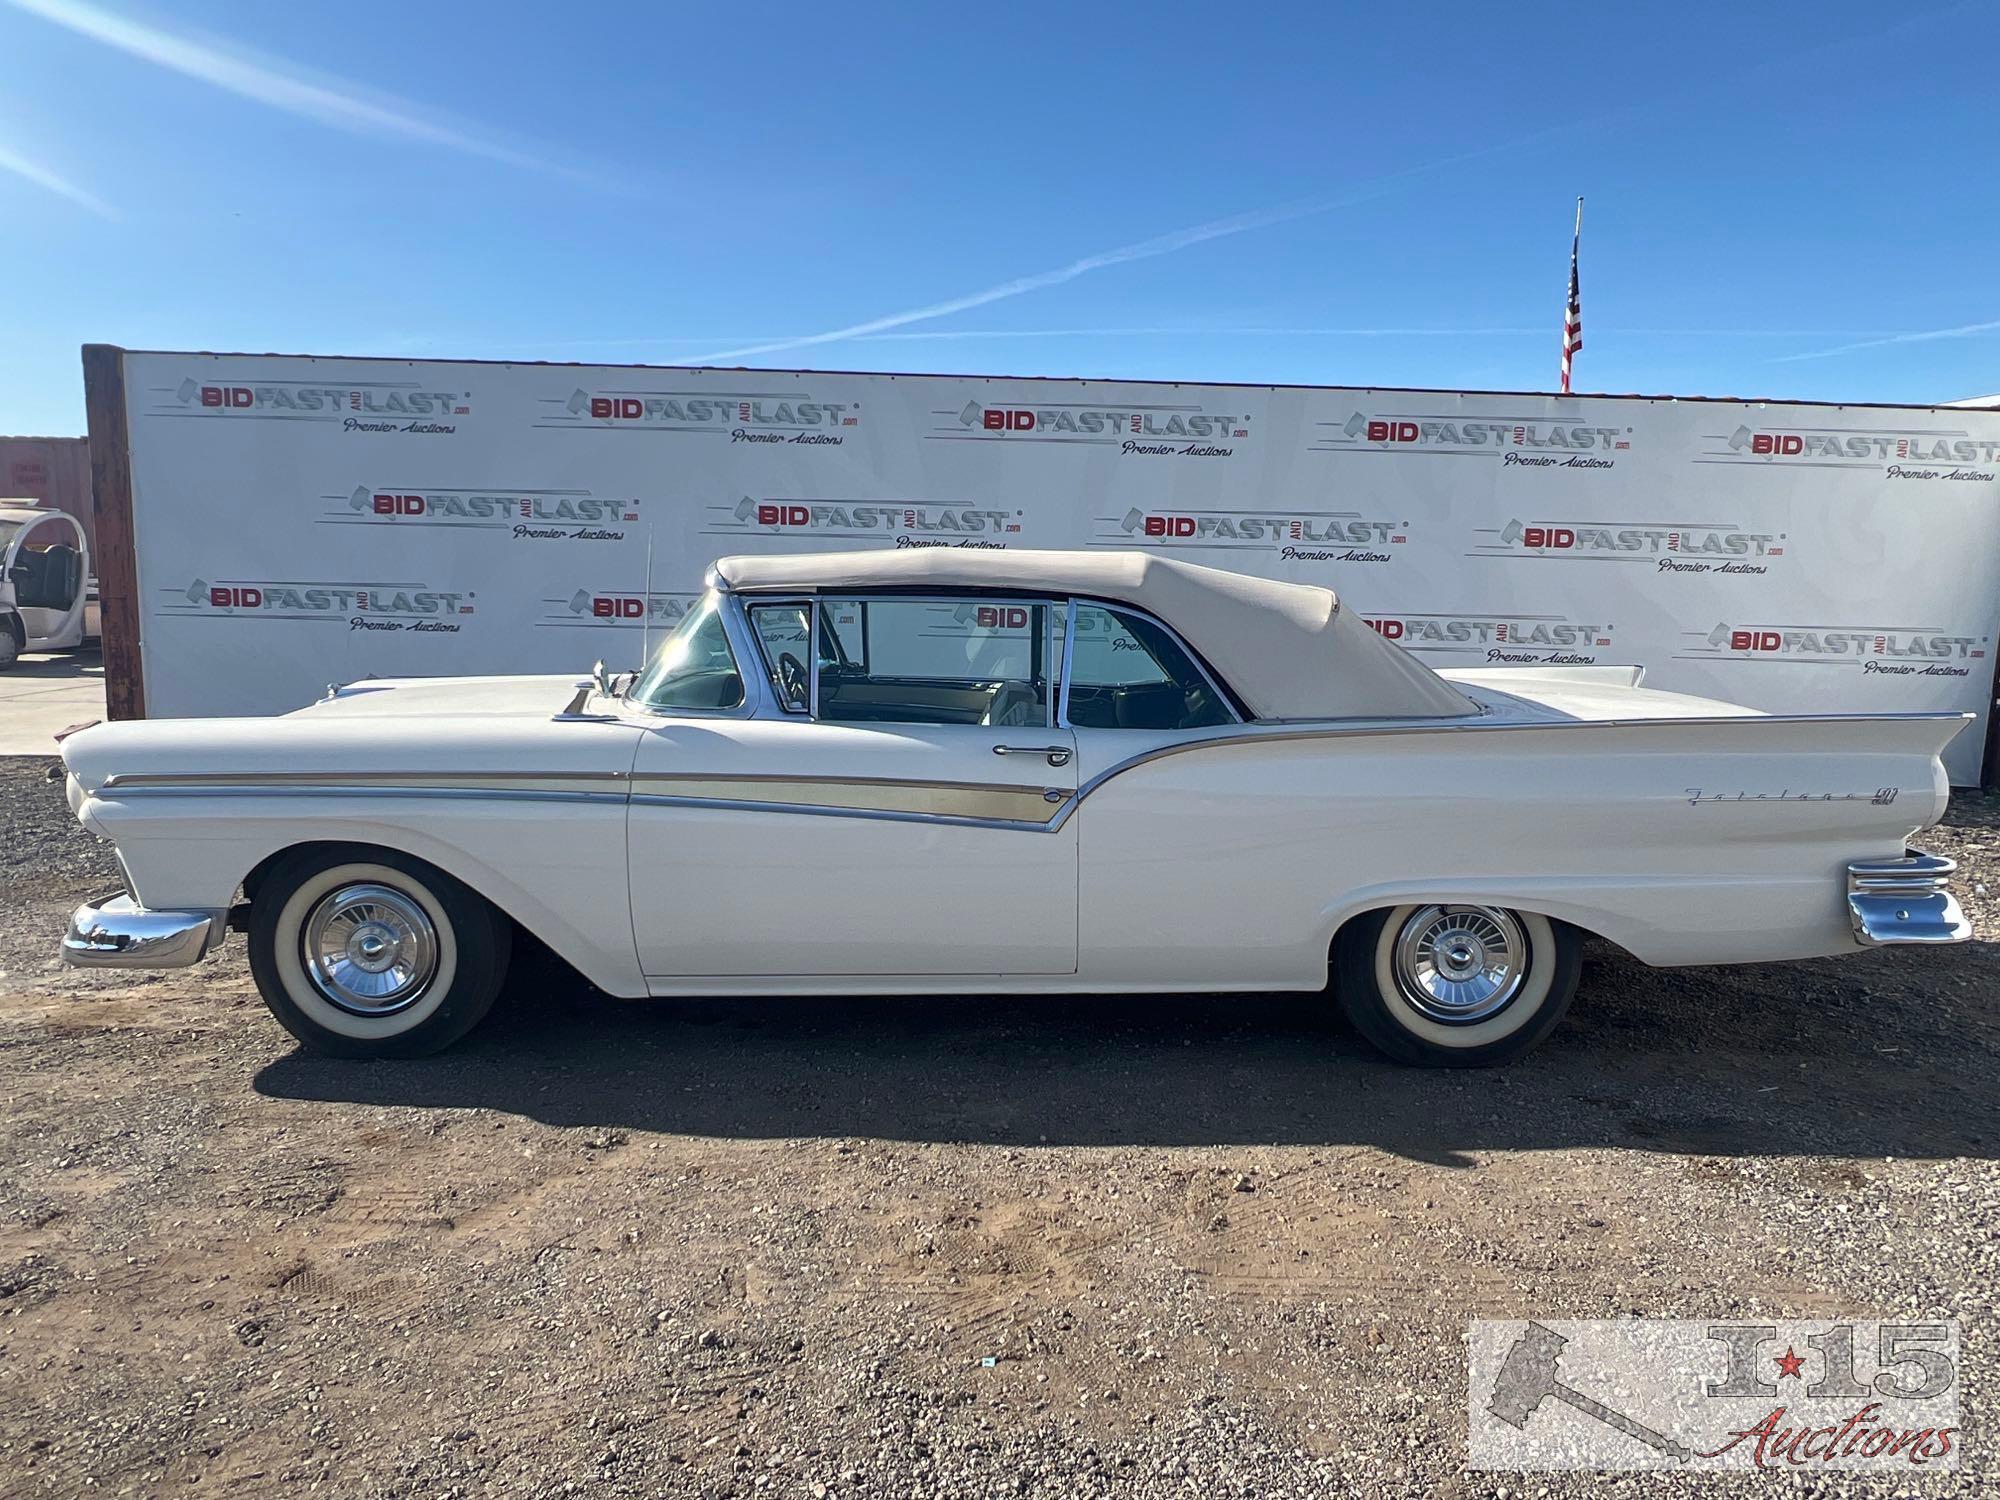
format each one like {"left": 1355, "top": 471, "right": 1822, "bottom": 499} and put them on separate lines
{"left": 2, "top": 0, "right": 1995, "bottom": 436}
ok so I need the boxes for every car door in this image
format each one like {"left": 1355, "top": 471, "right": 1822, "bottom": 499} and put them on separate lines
{"left": 7, "top": 512, "right": 86, "bottom": 646}
{"left": 625, "top": 593, "right": 1079, "bottom": 981}
{"left": 1059, "top": 599, "right": 1253, "bottom": 985}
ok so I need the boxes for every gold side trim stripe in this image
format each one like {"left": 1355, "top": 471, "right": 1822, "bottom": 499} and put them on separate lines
{"left": 627, "top": 775, "right": 1065, "bottom": 823}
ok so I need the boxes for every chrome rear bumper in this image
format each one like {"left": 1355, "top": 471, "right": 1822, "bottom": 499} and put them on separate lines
{"left": 62, "top": 894, "right": 222, "bottom": 969}
{"left": 1846, "top": 853, "right": 1971, "bottom": 946}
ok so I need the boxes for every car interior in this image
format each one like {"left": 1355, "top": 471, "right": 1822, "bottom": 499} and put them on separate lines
{"left": 740, "top": 596, "right": 1235, "bottom": 731}
{"left": 8, "top": 539, "right": 83, "bottom": 611}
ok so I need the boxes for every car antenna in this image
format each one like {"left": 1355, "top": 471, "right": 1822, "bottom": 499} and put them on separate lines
{"left": 638, "top": 524, "right": 656, "bottom": 681}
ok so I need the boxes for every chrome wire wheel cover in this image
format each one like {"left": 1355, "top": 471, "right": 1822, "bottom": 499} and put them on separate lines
{"left": 301, "top": 883, "right": 439, "bottom": 1016}
{"left": 1390, "top": 905, "right": 1529, "bottom": 1025}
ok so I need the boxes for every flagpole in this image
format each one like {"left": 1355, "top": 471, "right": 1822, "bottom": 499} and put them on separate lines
{"left": 1560, "top": 197, "right": 1584, "bottom": 394}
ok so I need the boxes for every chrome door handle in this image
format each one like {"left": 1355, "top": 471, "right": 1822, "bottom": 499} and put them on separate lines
{"left": 993, "top": 744, "right": 1072, "bottom": 767}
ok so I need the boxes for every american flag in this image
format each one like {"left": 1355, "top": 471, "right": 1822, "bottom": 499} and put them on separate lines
{"left": 1559, "top": 198, "right": 1583, "bottom": 394}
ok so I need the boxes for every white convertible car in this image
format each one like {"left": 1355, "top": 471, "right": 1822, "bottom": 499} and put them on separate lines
{"left": 59, "top": 549, "right": 1971, "bottom": 1066}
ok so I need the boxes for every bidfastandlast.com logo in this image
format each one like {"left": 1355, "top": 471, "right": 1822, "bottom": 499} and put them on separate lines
{"left": 1680, "top": 622, "right": 1988, "bottom": 678}
{"left": 933, "top": 397, "right": 1249, "bottom": 457}
{"left": 152, "top": 376, "right": 469, "bottom": 435}
{"left": 1469, "top": 517, "right": 1784, "bottom": 575}
{"left": 323, "top": 486, "right": 639, "bottom": 542}
{"left": 1094, "top": 505, "right": 1408, "bottom": 563}
{"left": 541, "top": 590, "right": 702, "bottom": 630}
{"left": 162, "top": 579, "right": 473, "bottom": 634}
{"left": 1468, "top": 1319, "right": 1958, "bottom": 1472}
{"left": 703, "top": 495, "right": 1023, "bottom": 548}
{"left": 1365, "top": 612, "right": 1613, "bottom": 665}
{"left": 536, "top": 388, "right": 857, "bottom": 446}
{"left": 1312, "top": 410, "right": 1632, "bottom": 468}
{"left": 1700, "top": 424, "right": 2000, "bottom": 480}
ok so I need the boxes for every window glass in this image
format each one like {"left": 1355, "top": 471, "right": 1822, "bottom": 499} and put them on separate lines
{"left": 1064, "top": 605, "right": 1233, "bottom": 730}
{"left": 629, "top": 594, "right": 744, "bottom": 711}
{"left": 815, "top": 598, "right": 1055, "bottom": 726}
{"left": 748, "top": 601, "right": 816, "bottom": 711}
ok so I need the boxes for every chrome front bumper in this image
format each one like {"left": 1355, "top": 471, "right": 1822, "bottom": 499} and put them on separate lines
{"left": 1847, "top": 853, "right": 1971, "bottom": 946}
{"left": 62, "top": 894, "right": 222, "bottom": 969}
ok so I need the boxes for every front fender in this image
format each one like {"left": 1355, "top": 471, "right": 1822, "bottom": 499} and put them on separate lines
{"left": 85, "top": 791, "right": 646, "bottom": 997}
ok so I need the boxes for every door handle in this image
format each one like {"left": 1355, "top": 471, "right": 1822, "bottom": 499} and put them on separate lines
{"left": 993, "top": 744, "right": 1072, "bottom": 768}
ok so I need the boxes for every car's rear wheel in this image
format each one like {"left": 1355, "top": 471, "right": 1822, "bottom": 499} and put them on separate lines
{"left": 247, "top": 848, "right": 510, "bottom": 1058}
{"left": 1335, "top": 903, "right": 1579, "bottom": 1067}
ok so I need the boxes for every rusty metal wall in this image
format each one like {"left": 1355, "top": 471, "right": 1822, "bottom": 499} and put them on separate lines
{"left": 0, "top": 435, "right": 94, "bottom": 555}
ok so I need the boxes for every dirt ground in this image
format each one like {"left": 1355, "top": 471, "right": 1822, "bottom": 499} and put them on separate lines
{"left": 2, "top": 753, "right": 1997, "bottom": 1497}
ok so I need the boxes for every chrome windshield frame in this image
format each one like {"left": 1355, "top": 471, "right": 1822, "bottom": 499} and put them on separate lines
{"left": 619, "top": 589, "right": 759, "bottom": 721}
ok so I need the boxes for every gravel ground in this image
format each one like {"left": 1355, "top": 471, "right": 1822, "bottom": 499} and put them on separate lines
{"left": 1, "top": 754, "right": 1997, "bottom": 1497}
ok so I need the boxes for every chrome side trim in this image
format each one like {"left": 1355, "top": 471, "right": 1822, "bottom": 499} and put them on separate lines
{"left": 1846, "top": 852, "right": 1971, "bottom": 946}
{"left": 93, "top": 784, "right": 630, "bottom": 805}
{"left": 95, "top": 769, "right": 1069, "bottom": 827}
{"left": 103, "top": 768, "right": 626, "bottom": 793}
{"left": 627, "top": 791, "right": 1059, "bottom": 832}
{"left": 63, "top": 893, "right": 221, "bottom": 969}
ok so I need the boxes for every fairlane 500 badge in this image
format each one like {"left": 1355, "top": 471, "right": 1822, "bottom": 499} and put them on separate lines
{"left": 1685, "top": 788, "right": 1899, "bottom": 806}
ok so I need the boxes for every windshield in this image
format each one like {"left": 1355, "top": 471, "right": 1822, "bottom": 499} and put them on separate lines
{"left": 627, "top": 593, "right": 744, "bottom": 712}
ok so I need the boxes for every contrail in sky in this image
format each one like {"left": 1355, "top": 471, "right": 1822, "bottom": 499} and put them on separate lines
{"left": 5, "top": 0, "right": 601, "bottom": 183}
{"left": 676, "top": 199, "right": 1363, "bottom": 364}
{"left": 1773, "top": 319, "right": 2000, "bottom": 362}
{"left": 0, "top": 138, "right": 114, "bottom": 216}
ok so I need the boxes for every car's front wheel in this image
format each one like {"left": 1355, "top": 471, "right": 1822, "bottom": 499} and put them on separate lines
{"left": 247, "top": 847, "right": 510, "bottom": 1058}
{"left": 1335, "top": 903, "right": 1579, "bottom": 1067}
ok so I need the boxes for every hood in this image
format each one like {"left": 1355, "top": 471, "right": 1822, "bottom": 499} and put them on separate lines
{"left": 284, "top": 674, "right": 583, "bottom": 720}
{"left": 59, "top": 673, "right": 609, "bottom": 795}
{"left": 1440, "top": 665, "right": 1767, "bottom": 723}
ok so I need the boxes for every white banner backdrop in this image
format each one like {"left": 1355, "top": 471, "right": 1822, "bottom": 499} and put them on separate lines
{"left": 120, "top": 351, "right": 2000, "bottom": 781}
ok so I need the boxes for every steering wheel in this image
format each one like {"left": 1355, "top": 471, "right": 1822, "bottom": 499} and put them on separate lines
{"left": 778, "top": 652, "right": 809, "bottom": 709}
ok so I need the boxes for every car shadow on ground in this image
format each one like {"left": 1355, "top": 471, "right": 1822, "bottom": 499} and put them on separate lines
{"left": 253, "top": 943, "right": 2000, "bottom": 1166}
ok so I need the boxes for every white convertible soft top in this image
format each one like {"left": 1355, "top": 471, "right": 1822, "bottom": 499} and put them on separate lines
{"left": 710, "top": 548, "right": 1476, "bottom": 722}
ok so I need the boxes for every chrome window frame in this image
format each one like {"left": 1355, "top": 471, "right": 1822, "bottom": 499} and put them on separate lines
{"left": 620, "top": 589, "right": 758, "bottom": 721}
{"left": 738, "top": 594, "right": 820, "bottom": 716}
{"left": 1056, "top": 597, "right": 1243, "bottom": 730}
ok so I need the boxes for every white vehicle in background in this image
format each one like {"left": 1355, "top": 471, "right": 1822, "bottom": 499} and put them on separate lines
{"left": 57, "top": 549, "right": 1972, "bottom": 1067}
{"left": 0, "top": 499, "right": 95, "bottom": 669}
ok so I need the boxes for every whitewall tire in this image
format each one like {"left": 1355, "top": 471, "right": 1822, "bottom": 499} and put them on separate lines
{"left": 1335, "top": 904, "right": 1580, "bottom": 1067}
{"left": 247, "top": 848, "right": 510, "bottom": 1058}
